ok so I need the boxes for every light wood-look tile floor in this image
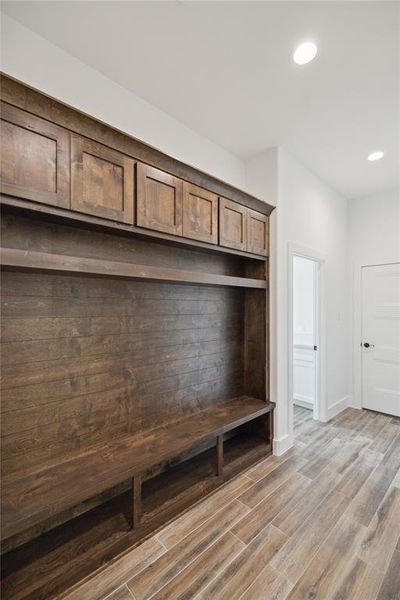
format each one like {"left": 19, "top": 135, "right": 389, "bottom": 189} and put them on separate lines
{"left": 63, "top": 406, "right": 400, "bottom": 600}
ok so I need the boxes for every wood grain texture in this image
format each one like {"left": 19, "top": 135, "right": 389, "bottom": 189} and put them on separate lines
{"left": 182, "top": 181, "right": 218, "bottom": 244}
{"left": 196, "top": 524, "right": 287, "bottom": 600}
{"left": 247, "top": 208, "right": 269, "bottom": 256}
{"left": 126, "top": 500, "right": 249, "bottom": 599}
{"left": 0, "top": 77, "right": 274, "bottom": 216}
{"left": 1, "top": 205, "right": 271, "bottom": 550}
{"left": 376, "top": 549, "right": 400, "bottom": 600}
{"left": 58, "top": 537, "right": 163, "bottom": 600}
{"left": 0, "top": 103, "right": 70, "bottom": 208}
{"left": 150, "top": 532, "right": 245, "bottom": 600}
{"left": 1, "top": 397, "right": 271, "bottom": 539}
{"left": 219, "top": 197, "right": 248, "bottom": 251}
{"left": 71, "top": 135, "right": 134, "bottom": 224}
{"left": 4, "top": 406, "right": 398, "bottom": 600}
{"left": 1, "top": 247, "right": 267, "bottom": 289}
{"left": 137, "top": 163, "right": 183, "bottom": 236}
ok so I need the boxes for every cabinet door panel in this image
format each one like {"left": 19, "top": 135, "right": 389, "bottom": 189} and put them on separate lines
{"left": 71, "top": 136, "right": 134, "bottom": 224}
{"left": 182, "top": 182, "right": 218, "bottom": 244}
{"left": 247, "top": 209, "right": 268, "bottom": 256}
{"left": 219, "top": 198, "right": 247, "bottom": 251}
{"left": 137, "top": 163, "right": 183, "bottom": 236}
{"left": 0, "top": 103, "right": 69, "bottom": 208}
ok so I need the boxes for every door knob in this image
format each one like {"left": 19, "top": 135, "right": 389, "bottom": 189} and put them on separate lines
{"left": 363, "top": 342, "right": 375, "bottom": 348}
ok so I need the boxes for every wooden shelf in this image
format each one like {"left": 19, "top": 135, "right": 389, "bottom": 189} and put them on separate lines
{"left": 0, "top": 247, "right": 267, "bottom": 289}
{"left": 1, "top": 196, "right": 269, "bottom": 262}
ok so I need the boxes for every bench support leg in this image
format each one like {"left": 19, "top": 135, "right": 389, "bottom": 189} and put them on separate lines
{"left": 132, "top": 474, "right": 142, "bottom": 530}
{"left": 216, "top": 435, "right": 223, "bottom": 478}
{"left": 265, "top": 412, "right": 272, "bottom": 444}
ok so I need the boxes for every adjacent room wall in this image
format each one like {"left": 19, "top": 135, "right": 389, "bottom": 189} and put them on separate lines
{"left": 0, "top": 14, "right": 246, "bottom": 191}
{"left": 246, "top": 148, "right": 350, "bottom": 454}
{"left": 348, "top": 188, "right": 400, "bottom": 409}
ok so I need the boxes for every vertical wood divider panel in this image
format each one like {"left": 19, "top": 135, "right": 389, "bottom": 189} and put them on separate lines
{"left": 216, "top": 435, "right": 224, "bottom": 478}
{"left": 132, "top": 475, "right": 142, "bottom": 529}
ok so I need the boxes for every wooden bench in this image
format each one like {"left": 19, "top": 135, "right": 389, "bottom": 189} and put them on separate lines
{"left": 1, "top": 396, "right": 273, "bottom": 542}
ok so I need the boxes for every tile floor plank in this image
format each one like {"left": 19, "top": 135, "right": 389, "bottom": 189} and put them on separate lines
{"left": 231, "top": 473, "right": 310, "bottom": 544}
{"left": 356, "top": 486, "right": 400, "bottom": 573}
{"left": 239, "top": 564, "right": 293, "bottom": 600}
{"left": 150, "top": 532, "right": 244, "bottom": 600}
{"left": 126, "top": 500, "right": 248, "bottom": 600}
{"left": 237, "top": 456, "right": 306, "bottom": 509}
{"left": 285, "top": 516, "right": 367, "bottom": 600}
{"left": 376, "top": 549, "right": 400, "bottom": 600}
{"left": 196, "top": 524, "right": 287, "bottom": 600}
{"left": 104, "top": 586, "right": 134, "bottom": 600}
{"left": 271, "top": 489, "right": 349, "bottom": 583}
{"left": 272, "top": 467, "right": 342, "bottom": 537}
{"left": 62, "top": 537, "right": 164, "bottom": 600}
{"left": 157, "top": 474, "right": 253, "bottom": 549}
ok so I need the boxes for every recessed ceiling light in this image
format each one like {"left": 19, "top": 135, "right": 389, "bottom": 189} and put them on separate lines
{"left": 367, "top": 151, "right": 384, "bottom": 162}
{"left": 293, "top": 42, "right": 318, "bottom": 65}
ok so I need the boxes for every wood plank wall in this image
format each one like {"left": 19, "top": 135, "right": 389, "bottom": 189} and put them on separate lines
{"left": 0, "top": 213, "right": 248, "bottom": 477}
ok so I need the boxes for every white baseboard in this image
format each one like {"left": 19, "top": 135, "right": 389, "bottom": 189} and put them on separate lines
{"left": 348, "top": 396, "right": 361, "bottom": 410}
{"left": 293, "top": 395, "right": 314, "bottom": 410}
{"left": 323, "top": 395, "right": 352, "bottom": 422}
{"left": 273, "top": 432, "right": 294, "bottom": 456}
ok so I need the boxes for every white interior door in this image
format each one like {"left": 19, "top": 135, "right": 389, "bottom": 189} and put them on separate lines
{"left": 362, "top": 263, "right": 400, "bottom": 416}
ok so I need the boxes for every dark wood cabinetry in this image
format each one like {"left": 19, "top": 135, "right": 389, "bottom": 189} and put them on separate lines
{"left": 182, "top": 182, "right": 218, "bottom": 244}
{"left": 71, "top": 135, "right": 135, "bottom": 223}
{"left": 0, "top": 75, "right": 274, "bottom": 600}
{"left": 220, "top": 198, "right": 268, "bottom": 256}
{"left": 137, "top": 163, "right": 183, "bottom": 235}
{"left": 247, "top": 208, "right": 269, "bottom": 256}
{"left": 0, "top": 103, "right": 70, "bottom": 209}
{"left": 219, "top": 197, "right": 248, "bottom": 251}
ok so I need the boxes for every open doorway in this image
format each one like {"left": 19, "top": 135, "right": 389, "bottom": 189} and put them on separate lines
{"left": 289, "top": 248, "right": 324, "bottom": 433}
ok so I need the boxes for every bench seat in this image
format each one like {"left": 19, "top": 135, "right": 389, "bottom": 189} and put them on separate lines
{"left": 1, "top": 396, "right": 273, "bottom": 541}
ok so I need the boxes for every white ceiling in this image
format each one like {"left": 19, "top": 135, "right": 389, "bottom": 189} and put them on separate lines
{"left": 2, "top": 1, "right": 399, "bottom": 199}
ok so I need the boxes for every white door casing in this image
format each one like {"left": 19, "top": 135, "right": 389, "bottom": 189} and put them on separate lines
{"left": 361, "top": 263, "right": 400, "bottom": 416}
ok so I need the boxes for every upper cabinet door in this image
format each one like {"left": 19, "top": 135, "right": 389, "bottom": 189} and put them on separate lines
{"left": 219, "top": 198, "right": 247, "bottom": 252}
{"left": 137, "top": 163, "right": 183, "bottom": 236}
{"left": 71, "top": 135, "right": 134, "bottom": 224}
{"left": 247, "top": 209, "right": 269, "bottom": 256}
{"left": 0, "top": 104, "right": 70, "bottom": 208}
{"left": 182, "top": 182, "right": 218, "bottom": 244}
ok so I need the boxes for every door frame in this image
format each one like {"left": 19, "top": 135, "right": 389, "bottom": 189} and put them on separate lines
{"left": 288, "top": 243, "right": 327, "bottom": 431}
{"left": 356, "top": 261, "right": 400, "bottom": 411}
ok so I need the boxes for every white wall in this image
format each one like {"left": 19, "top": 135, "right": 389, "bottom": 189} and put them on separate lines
{"left": 348, "top": 188, "right": 400, "bottom": 408}
{"left": 246, "top": 148, "right": 350, "bottom": 454}
{"left": 0, "top": 14, "right": 246, "bottom": 191}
